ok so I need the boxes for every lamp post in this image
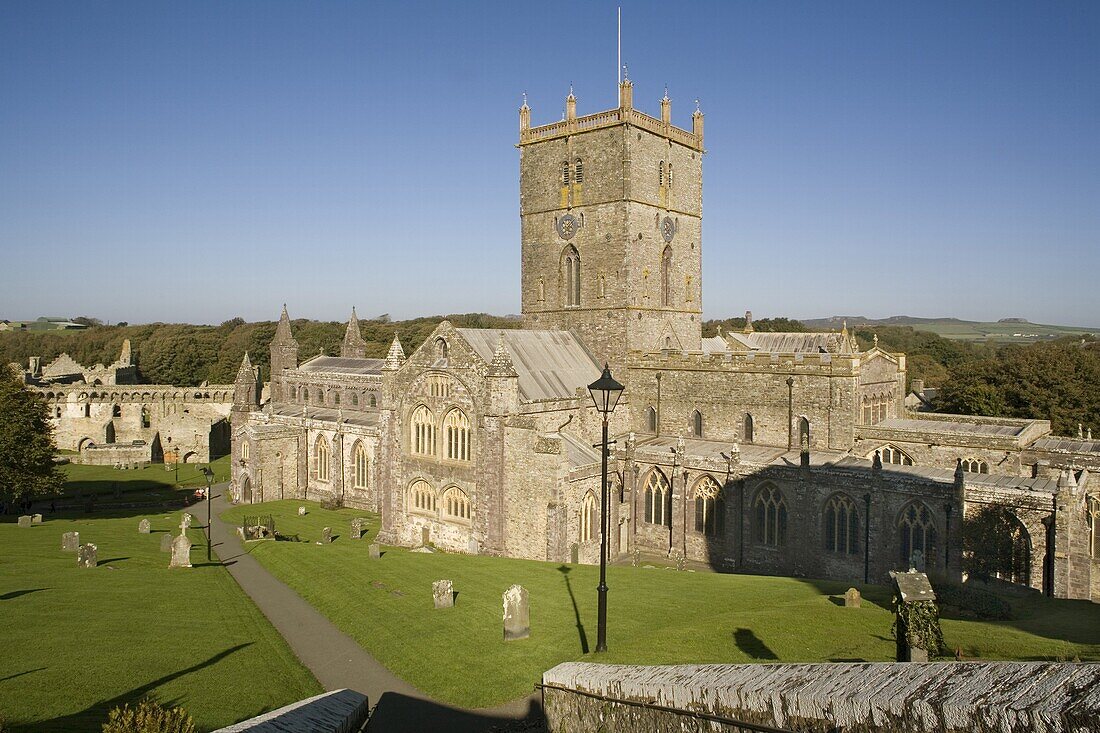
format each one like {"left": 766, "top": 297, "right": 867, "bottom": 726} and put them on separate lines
{"left": 201, "top": 466, "right": 214, "bottom": 562}
{"left": 588, "top": 363, "right": 624, "bottom": 653}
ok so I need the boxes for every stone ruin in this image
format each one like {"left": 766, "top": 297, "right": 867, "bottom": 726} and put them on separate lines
{"left": 503, "top": 584, "right": 529, "bottom": 641}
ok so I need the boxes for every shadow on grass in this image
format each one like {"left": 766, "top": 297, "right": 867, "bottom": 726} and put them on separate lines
{"left": 23, "top": 643, "right": 251, "bottom": 732}
{"left": 557, "top": 565, "right": 589, "bottom": 654}
{"left": 97, "top": 557, "right": 130, "bottom": 566}
{"left": 0, "top": 668, "right": 46, "bottom": 682}
{"left": 1, "top": 589, "right": 49, "bottom": 601}
{"left": 733, "top": 628, "right": 777, "bottom": 660}
{"left": 367, "top": 692, "right": 545, "bottom": 733}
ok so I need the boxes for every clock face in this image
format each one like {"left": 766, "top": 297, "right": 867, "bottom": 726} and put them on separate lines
{"left": 661, "top": 216, "right": 676, "bottom": 243}
{"left": 556, "top": 213, "right": 580, "bottom": 240}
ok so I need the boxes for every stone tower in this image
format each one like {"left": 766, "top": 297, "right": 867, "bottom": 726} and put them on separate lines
{"left": 233, "top": 352, "right": 261, "bottom": 412}
{"left": 518, "top": 77, "right": 705, "bottom": 367}
{"left": 269, "top": 305, "right": 299, "bottom": 401}
{"left": 341, "top": 307, "right": 367, "bottom": 359}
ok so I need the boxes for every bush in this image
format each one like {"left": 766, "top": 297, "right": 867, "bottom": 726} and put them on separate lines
{"left": 102, "top": 699, "right": 195, "bottom": 733}
{"left": 934, "top": 581, "right": 1012, "bottom": 620}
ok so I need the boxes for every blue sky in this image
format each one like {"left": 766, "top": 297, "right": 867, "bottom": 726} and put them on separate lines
{"left": 1, "top": 1, "right": 1097, "bottom": 326}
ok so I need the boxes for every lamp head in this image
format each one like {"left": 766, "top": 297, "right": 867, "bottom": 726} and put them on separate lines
{"left": 587, "top": 364, "right": 624, "bottom": 415}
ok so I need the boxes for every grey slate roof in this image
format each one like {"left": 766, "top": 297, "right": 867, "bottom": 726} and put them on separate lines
{"left": 558, "top": 432, "right": 600, "bottom": 468}
{"left": 270, "top": 404, "right": 379, "bottom": 428}
{"left": 725, "top": 332, "right": 846, "bottom": 354}
{"left": 1030, "top": 436, "right": 1100, "bottom": 454}
{"left": 297, "top": 356, "right": 384, "bottom": 376}
{"left": 833, "top": 455, "right": 1058, "bottom": 493}
{"left": 457, "top": 328, "right": 601, "bottom": 402}
{"left": 874, "top": 417, "right": 1026, "bottom": 437}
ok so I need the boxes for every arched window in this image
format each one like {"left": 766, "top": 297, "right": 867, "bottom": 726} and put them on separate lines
{"left": 965, "top": 506, "right": 1031, "bottom": 585}
{"left": 334, "top": 392, "right": 340, "bottom": 406}
{"left": 369, "top": 393, "right": 377, "bottom": 408}
{"left": 824, "top": 494, "right": 859, "bottom": 555}
{"left": 661, "top": 245, "right": 672, "bottom": 306}
{"left": 580, "top": 491, "right": 598, "bottom": 542}
{"left": 743, "top": 413, "right": 754, "bottom": 444}
{"left": 753, "top": 484, "right": 788, "bottom": 546}
{"left": 645, "top": 406, "right": 657, "bottom": 433}
{"left": 442, "top": 486, "right": 471, "bottom": 521}
{"left": 574, "top": 158, "right": 584, "bottom": 184}
{"left": 562, "top": 161, "right": 570, "bottom": 186}
{"left": 643, "top": 469, "right": 671, "bottom": 526}
{"left": 83, "top": 403, "right": 91, "bottom": 418}
{"left": 351, "top": 392, "right": 359, "bottom": 407}
{"left": 871, "top": 445, "right": 913, "bottom": 466}
{"left": 436, "top": 338, "right": 448, "bottom": 360}
{"left": 691, "top": 409, "right": 703, "bottom": 438}
{"left": 962, "top": 458, "right": 989, "bottom": 474}
{"left": 410, "top": 405, "right": 435, "bottom": 456}
{"left": 898, "top": 501, "right": 937, "bottom": 568}
{"left": 353, "top": 441, "right": 368, "bottom": 488}
{"left": 140, "top": 406, "right": 150, "bottom": 428}
{"left": 861, "top": 397, "right": 871, "bottom": 425}
{"left": 54, "top": 406, "right": 61, "bottom": 418}
{"left": 303, "top": 388, "right": 310, "bottom": 403}
{"left": 409, "top": 480, "right": 436, "bottom": 514}
{"left": 667, "top": 162, "right": 673, "bottom": 189}
{"left": 241, "top": 441, "right": 249, "bottom": 461}
{"left": 112, "top": 404, "right": 121, "bottom": 418}
{"left": 658, "top": 161, "right": 665, "bottom": 187}
{"left": 693, "top": 476, "right": 724, "bottom": 536}
{"left": 563, "top": 245, "right": 581, "bottom": 306}
{"left": 444, "top": 409, "right": 471, "bottom": 461}
{"left": 798, "top": 417, "right": 811, "bottom": 449}
{"left": 314, "top": 436, "right": 330, "bottom": 482}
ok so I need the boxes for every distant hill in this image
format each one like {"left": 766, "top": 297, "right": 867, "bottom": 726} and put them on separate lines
{"left": 803, "top": 316, "right": 1098, "bottom": 342}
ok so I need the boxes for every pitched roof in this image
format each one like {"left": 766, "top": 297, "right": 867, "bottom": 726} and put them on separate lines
{"left": 297, "top": 356, "right": 384, "bottom": 376}
{"left": 456, "top": 328, "right": 601, "bottom": 401}
{"left": 724, "top": 332, "right": 849, "bottom": 354}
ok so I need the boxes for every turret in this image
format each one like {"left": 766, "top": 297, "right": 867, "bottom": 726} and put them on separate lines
{"left": 692, "top": 99, "right": 704, "bottom": 145}
{"left": 618, "top": 74, "right": 633, "bottom": 110}
{"left": 233, "top": 352, "right": 261, "bottom": 411}
{"left": 270, "top": 305, "right": 299, "bottom": 402}
{"left": 383, "top": 334, "right": 405, "bottom": 371}
{"left": 486, "top": 333, "right": 519, "bottom": 416}
{"left": 341, "top": 307, "right": 367, "bottom": 359}
{"left": 660, "top": 87, "right": 671, "bottom": 124}
{"left": 519, "top": 92, "right": 530, "bottom": 133}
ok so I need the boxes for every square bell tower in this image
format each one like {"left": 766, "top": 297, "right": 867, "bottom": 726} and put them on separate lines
{"left": 518, "top": 78, "right": 705, "bottom": 367}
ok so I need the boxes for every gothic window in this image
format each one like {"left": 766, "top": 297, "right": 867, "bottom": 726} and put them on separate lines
{"left": 353, "top": 441, "right": 368, "bottom": 488}
{"left": 563, "top": 245, "right": 581, "bottom": 307}
{"left": 55, "top": 406, "right": 62, "bottom": 418}
{"left": 537, "top": 278, "right": 545, "bottom": 302}
{"left": 241, "top": 441, "right": 249, "bottom": 461}
{"left": 872, "top": 445, "right": 913, "bottom": 466}
{"left": 693, "top": 476, "right": 724, "bottom": 536}
{"left": 369, "top": 393, "right": 377, "bottom": 407}
{"left": 574, "top": 158, "right": 584, "bottom": 184}
{"left": 898, "top": 501, "right": 937, "bottom": 567}
{"left": 580, "top": 490, "right": 598, "bottom": 542}
{"left": 303, "top": 388, "right": 310, "bottom": 403}
{"left": 862, "top": 397, "right": 871, "bottom": 425}
{"left": 411, "top": 405, "right": 435, "bottom": 456}
{"left": 444, "top": 409, "right": 471, "bottom": 461}
{"left": 112, "top": 404, "right": 121, "bottom": 418}
{"left": 351, "top": 392, "right": 359, "bottom": 407}
{"left": 743, "top": 413, "right": 754, "bottom": 444}
{"left": 658, "top": 161, "right": 665, "bottom": 187}
{"left": 753, "top": 484, "right": 788, "bottom": 547}
{"left": 645, "top": 406, "right": 657, "bottom": 433}
{"left": 409, "top": 480, "right": 436, "bottom": 514}
{"left": 334, "top": 392, "right": 340, "bottom": 406}
{"left": 661, "top": 245, "right": 672, "bottom": 306}
{"left": 824, "top": 493, "right": 859, "bottom": 555}
{"left": 691, "top": 409, "right": 703, "bottom": 438}
{"left": 664, "top": 336, "right": 673, "bottom": 350}
{"left": 643, "top": 469, "right": 671, "bottom": 526}
{"left": 561, "top": 161, "right": 570, "bottom": 186}
{"left": 798, "top": 417, "right": 811, "bottom": 448}
{"left": 141, "top": 406, "right": 150, "bottom": 428}
{"left": 442, "top": 486, "right": 471, "bottom": 521}
{"left": 314, "top": 436, "right": 330, "bottom": 482}
{"left": 436, "top": 338, "right": 448, "bottom": 360}
{"left": 962, "top": 458, "right": 989, "bottom": 474}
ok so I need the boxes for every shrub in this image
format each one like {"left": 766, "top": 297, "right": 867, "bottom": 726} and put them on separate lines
{"left": 934, "top": 581, "right": 1012, "bottom": 620}
{"left": 102, "top": 699, "right": 195, "bottom": 733}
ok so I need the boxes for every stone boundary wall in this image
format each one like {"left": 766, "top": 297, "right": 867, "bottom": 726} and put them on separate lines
{"left": 541, "top": 661, "right": 1100, "bottom": 733}
{"left": 211, "top": 688, "right": 368, "bottom": 733}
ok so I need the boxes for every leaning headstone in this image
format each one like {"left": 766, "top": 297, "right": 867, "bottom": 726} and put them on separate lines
{"left": 433, "top": 580, "right": 454, "bottom": 609}
{"left": 160, "top": 533, "right": 173, "bottom": 553}
{"left": 321, "top": 527, "right": 332, "bottom": 544}
{"left": 61, "top": 531, "right": 80, "bottom": 552}
{"left": 17, "top": 515, "right": 32, "bottom": 528}
{"left": 77, "top": 543, "right": 97, "bottom": 568}
{"left": 889, "top": 570, "right": 940, "bottom": 662}
{"left": 138, "top": 519, "right": 151, "bottom": 534}
{"left": 844, "top": 587, "right": 862, "bottom": 608}
{"left": 298, "top": 506, "right": 307, "bottom": 516}
{"left": 368, "top": 543, "right": 381, "bottom": 560}
{"left": 503, "top": 584, "right": 530, "bottom": 641}
{"left": 32, "top": 513, "right": 43, "bottom": 524}
{"left": 350, "top": 518, "right": 363, "bottom": 540}
{"left": 170, "top": 533, "right": 193, "bottom": 568}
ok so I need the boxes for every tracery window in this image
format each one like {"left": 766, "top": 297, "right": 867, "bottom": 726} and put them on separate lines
{"left": 353, "top": 441, "right": 368, "bottom": 488}
{"left": 409, "top": 480, "right": 436, "bottom": 514}
{"left": 444, "top": 409, "right": 471, "bottom": 461}
{"left": 580, "top": 491, "right": 598, "bottom": 542}
{"left": 369, "top": 393, "right": 377, "bottom": 408}
{"left": 898, "top": 501, "right": 937, "bottom": 567}
{"left": 429, "top": 376, "right": 451, "bottom": 398}
{"left": 643, "top": 469, "right": 671, "bottom": 526}
{"left": 824, "top": 493, "right": 859, "bottom": 555}
{"left": 442, "top": 486, "right": 471, "bottom": 521}
{"left": 693, "top": 476, "right": 724, "bottom": 536}
{"left": 872, "top": 445, "right": 913, "bottom": 466}
{"left": 661, "top": 245, "right": 672, "bottom": 306}
{"left": 411, "top": 405, "right": 435, "bottom": 456}
{"left": 314, "top": 436, "right": 330, "bottom": 482}
{"left": 962, "top": 458, "right": 989, "bottom": 474}
{"left": 563, "top": 245, "right": 581, "bottom": 307}
{"left": 753, "top": 484, "right": 788, "bottom": 547}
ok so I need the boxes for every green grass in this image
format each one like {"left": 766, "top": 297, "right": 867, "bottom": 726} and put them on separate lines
{"left": 222, "top": 500, "right": 1100, "bottom": 709}
{"left": 53, "top": 456, "right": 232, "bottom": 505}
{"left": 0, "top": 508, "right": 320, "bottom": 732}
{"left": 910, "top": 320, "right": 1097, "bottom": 342}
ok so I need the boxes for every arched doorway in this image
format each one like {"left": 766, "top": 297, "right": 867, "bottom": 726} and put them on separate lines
{"left": 241, "top": 476, "right": 252, "bottom": 503}
{"left": 78, "top": 437, "right": 94, "bottom": 452}
{"left": 182, "top": 451, "right": 197, "bottom": 464}
{"left": 104, "top": 421, "right": 115, "bottom": 444}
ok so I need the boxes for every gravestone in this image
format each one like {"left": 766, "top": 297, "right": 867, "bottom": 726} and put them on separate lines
{"left": 321, "top": 527, "right": 332, "bottom": 544}
{"left": 61, "top": 531, "right": 80, "bottom": 552}
{"left": 433, "top": 580, "right": 454, "bottom": 609}
{"left": 180, "top": 513, "right": 192, "bottom": 531}
{"left": 17, "top": 515, "right": 32, "bottom": 528}
{"left": 889, "top": 570, "right": 940, "bottom": 663}
{"left": 298, "top": 506, "right": 307, "bottom": 516}
{"left": 160, "top": 533, "right": 173, "bottom": 553}
{"left": 170, "top": 533, "right": 193, "bottom": 568}
{"left": 570, "top": 543, "right": 579, "bottom": 564}
{"left": 503, "top": 584, "right": 530, "bottom": 641}
{"left": 844, "top": 588, "right": 862, "bottom": 608}
{"left": 32, "top": 513, "right": 43, "bottom": 524}
{"left": 350, "top": 518, "right": 364, "bottom": 540}
{"left": 77, "top": 543, "right": 97, "bottom": 568}
{"left": 138, "top": 519, "right": 151, "bottom": 534}
{"left": 369, "top": 543, "right": 381, "bottom": 560}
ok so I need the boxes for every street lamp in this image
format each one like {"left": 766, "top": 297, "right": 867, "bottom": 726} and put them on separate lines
{"left": 201, "top": 466, "right": 214, "bottom": 562}
{"left": 588, "top": 363, "right": 624, "bottom": 653}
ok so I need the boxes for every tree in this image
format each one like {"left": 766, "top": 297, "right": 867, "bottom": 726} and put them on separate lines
{"left": 0, "top": 365, "right": 63, "bottom": 510}
{"left": 71, "top": 316, "right": 103, "bottom": 327}
{"left": 963, "top": 504, "right": 1032, "bottom": 585}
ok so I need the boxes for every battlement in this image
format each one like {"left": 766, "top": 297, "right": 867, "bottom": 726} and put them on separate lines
{"left": 628, "top": 347, "right": 862, "bottom": 375}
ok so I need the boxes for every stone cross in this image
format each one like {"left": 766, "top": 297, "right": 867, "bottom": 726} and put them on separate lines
{"left": 17, "top": 515, "right": 32, "bottom": 528}
{"left": 170, "top": 533, "right": 193, "bottom": 568}
{"left": 160, "top": 533, "right": 173, "bottom": 553}
{"left": 61, "top": 531, "right": 80, "bottom": 552}
{"left": 180, "top": 513, "right": 192, "bottom": 532}
{"left": 32, "top": 513, "right": 43, "bottom": 524}
{"left": 368, "top": 543, "right": 381, "bottom": 559}
{"left": 298, "top": 506, "right": 307, "bottom": 516}
{"left": 844, "top": 587, "right": 862, "bottom": 608}
{"left": 321, "top": 526, "right": 332, "bottom": 544}
{"left": 77, "top": 543, "right": 97, "bottom": 568}
{"left": 503, "top": 584, "right": 530, "bottom": 641}
{"left": 433, "top": 580, "right": 454, "bottom": 609}
{"left": 138, "top": 519, "right": 151, "bottom": 534}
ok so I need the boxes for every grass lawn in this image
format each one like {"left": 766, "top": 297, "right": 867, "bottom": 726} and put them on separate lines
{"left": 223, "top": 500, "right": 1100, "bottom": 710}
{"left": 51, "top": 456, "right": 232, "bottom": 507}
{"left": 0, "top": 506, "right": 320, "bottom": 732}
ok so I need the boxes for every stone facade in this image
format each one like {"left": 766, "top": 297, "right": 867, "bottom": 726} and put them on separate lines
{"left": 231, "top": 81, "right": 1100, "bottom": 602}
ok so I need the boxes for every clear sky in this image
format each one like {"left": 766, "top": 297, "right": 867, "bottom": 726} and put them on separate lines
{"left": 1, "top": 1, "right": 1098, "bottom": 326}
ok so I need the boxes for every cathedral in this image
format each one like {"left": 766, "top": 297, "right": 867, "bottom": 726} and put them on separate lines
{"left": 231, "top": 77, "right": 1099, "bottom": 601}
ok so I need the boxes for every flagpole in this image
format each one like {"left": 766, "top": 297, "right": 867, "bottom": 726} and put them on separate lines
{"left": 617, "top": 7, "right": 621, "bottom": 86}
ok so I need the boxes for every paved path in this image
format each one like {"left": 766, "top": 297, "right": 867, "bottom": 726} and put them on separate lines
{"left": 204, "top": 489, "right": 544, "bottom": 731}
